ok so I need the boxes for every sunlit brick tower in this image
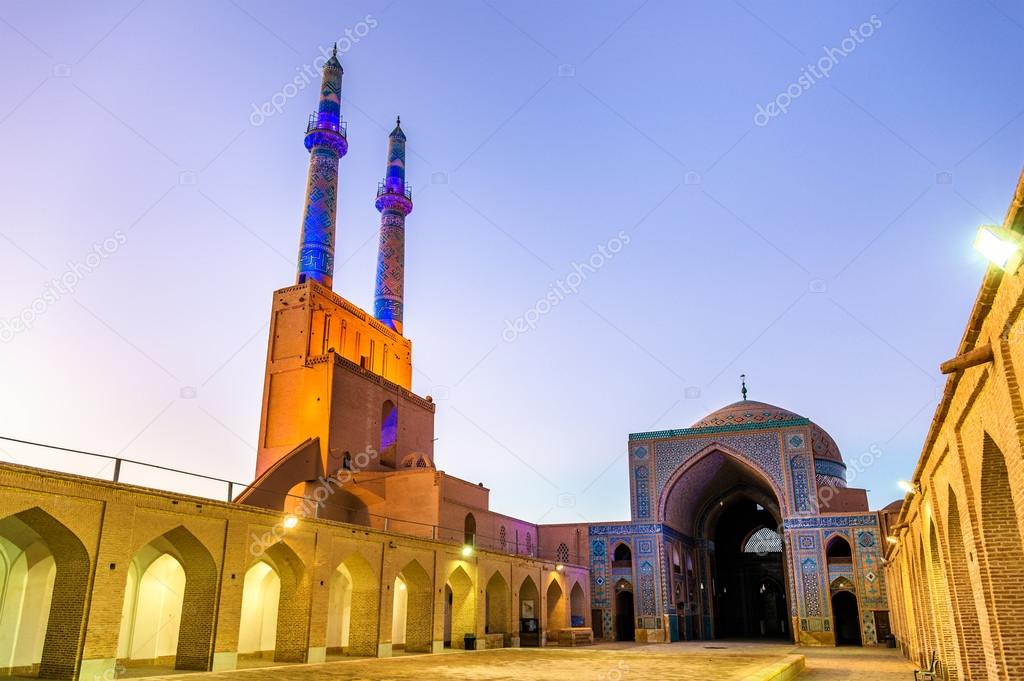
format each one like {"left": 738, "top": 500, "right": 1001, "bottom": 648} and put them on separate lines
{"left": 296, "top": 45, "right": 347, "bottom": 287}
{"left": 373, "top": 117, "right": 413, "bottom": 333}
{"left": 245, "top": 53, "right": 436, "bottom": 524}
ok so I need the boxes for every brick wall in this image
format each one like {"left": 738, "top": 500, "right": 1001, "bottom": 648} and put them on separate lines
{"left": 884, "top": 170, "right": 1024, "bottom": 681}
{"left": 0, "top": 463, "right": 588, "bottom": 679}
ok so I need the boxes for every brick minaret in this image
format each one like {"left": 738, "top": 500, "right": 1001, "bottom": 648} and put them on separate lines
{"left": 296, "top": 45, "right": 348, "bottom": 288}
{"left": 373, "top": 117, "right": 413, "bottom": 333}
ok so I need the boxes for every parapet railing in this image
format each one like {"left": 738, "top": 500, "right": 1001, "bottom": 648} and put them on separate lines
{"left": 0, "top": 435, "right": 584, "bottom": 565}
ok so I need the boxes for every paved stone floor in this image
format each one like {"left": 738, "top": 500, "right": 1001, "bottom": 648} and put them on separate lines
{"left": 799, "top": 645, "right": 917, "bottom": 680}
{"left": 145, "top": 640, "right": 917, "bottom": 681}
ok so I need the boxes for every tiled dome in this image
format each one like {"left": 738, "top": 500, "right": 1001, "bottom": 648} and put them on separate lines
{"left": 692, "top": 400, "right": 845, "bottom": 464}
{"left": 691, "top": 400, "right": 804, "bottom": 428}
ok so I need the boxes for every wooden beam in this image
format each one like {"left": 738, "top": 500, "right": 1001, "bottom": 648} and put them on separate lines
{"left": 939, "top": 343, "right": 994, "bottom": 375}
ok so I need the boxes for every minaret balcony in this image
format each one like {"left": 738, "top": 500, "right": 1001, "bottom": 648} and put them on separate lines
{"left": 304, "top": 113, "right": 349, "bottom": 156}
{"left": 306, "top": 113, "right": 347, "bottom": 138}
{"left": 377, "top": 181, "right": 412, "bottom": 200}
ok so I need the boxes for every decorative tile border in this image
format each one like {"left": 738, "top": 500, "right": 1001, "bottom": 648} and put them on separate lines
{"left": 630, "top": 417, "right": 810, "bottom": 441}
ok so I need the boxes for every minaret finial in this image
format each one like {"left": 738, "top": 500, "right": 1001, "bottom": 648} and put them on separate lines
{"left": 332, "top": 42, "right": 338, "bottom": 57}
{"left": 396, "top": 115, "right": 401, "bottom": 127}
{"left": 741, "top": 374, "right": 748, "bottom": 401}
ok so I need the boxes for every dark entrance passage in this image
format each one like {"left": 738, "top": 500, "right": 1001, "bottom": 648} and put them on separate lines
{"left": 614, "top": 588, "right": 635, "bottom": 641}
{"left": 712, "top": 498, "right": 788, "bottom": 639}
{"left": 831, "top": 591, "right": 862, "bottom": 646}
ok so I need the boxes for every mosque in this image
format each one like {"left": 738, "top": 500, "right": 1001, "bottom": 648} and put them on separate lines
{"left": 0, "top": 48, "right": 906, "bottom": 679}
{"left": 240, "top": 47, "right": 890, "bottom": 649}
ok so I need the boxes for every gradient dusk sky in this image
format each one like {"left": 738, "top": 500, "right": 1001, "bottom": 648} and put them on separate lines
{"left": 1, "top": 1, "right": 1022, "bottom": 525}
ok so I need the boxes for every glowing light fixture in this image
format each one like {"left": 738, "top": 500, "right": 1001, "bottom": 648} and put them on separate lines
{"left": 974, "top": 225, "right": 1024, "bottom": 273}
{"left": 897, "top": 480, "right": 918, "bottom": 495}
{"left": 399, "top": 582, "right": 406, "bottom": 591}
{"left": 283, "top": 515, "right": 299, "bottom": 529}
{"left": 462, "top": 545, "right": 474, "bottom": 557}
{"left": 886, "top": 536, "right": 899, "bottom": 545}
{"left": 556, "top": 564, "right": 564, "bottom": 571}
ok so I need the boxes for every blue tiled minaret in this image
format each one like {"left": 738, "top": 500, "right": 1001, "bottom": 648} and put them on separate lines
{"left": 296, "top": 45, "right": 348, "bottom": 288}
{"left": 373, "top": 117, "right": 413, "bottom": 333}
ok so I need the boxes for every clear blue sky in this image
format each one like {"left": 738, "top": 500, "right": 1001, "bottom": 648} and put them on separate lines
{"left": 1, "top": 0, "right": 1021, "bottom": 524}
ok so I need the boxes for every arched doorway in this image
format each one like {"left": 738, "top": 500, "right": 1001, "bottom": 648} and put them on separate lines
{"left": 238, "top": 561, "right": 279, "bottom": 658}
{"left": 118, "top": 554, "right": 185, "bottom": 666}
{"left": 326, "top": 553, "right": 379, "bottom": 657}
{"left": 979, "top": 434, "right": 1024, "bottom": 678}
{"left": 712, "top": 498, "right": 786, "bottom": 639}
{"left": 831, "top": 591, "right": 862, "bottom": 646}
{"left": 614, "top": 580, "right": 635, "bottom": 641}
{"left": 464, "top": 514, "right": 476, "bottom": 546}
{"left": 612, "top": 543, "right": 632, "bottom": 568}
{"left": 660, "top": 448, "right": 791, "bottom": 642}
{"left": 393, "top": 561, "right": 432, "bottom": 653}
{"left": 518, "top": 576, "right": 540, "bottom": 646}
{"left": 485, "top": 572, "right": 509, "bottom": 635}
{"left": 545, "top": 578, "right": 566, "bottom": 643}
{"left": 238, "top": 542, "right": 307, "bottom": 663}
{"left": 569, "top": 581, "right": 586, "bottom": 628}
{"left": 0, "top": 508, "right": 90, "bottom": 680}
{"left": 116, "top": 526, "right": 217, "bottom": 671}
{"left": 946, "top": 489, "right": 985, "bottom": 678}
{"left": 444, "top": 566, "right": 474, "bottom": 649}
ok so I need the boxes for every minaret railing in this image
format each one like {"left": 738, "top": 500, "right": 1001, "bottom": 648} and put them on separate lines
{"left": 376, "top": 180, "right": 412, "bottom": 200}
{"left": 306, "top": 113, "right": 347, "bottom": 138}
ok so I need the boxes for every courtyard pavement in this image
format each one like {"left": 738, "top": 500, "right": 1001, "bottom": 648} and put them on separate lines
{"left": 145, "top": 641, "right": 915, "bottom": 681}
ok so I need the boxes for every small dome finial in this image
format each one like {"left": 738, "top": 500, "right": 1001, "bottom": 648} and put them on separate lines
{"left": 332, "top": 42, "right": 338, "bottom": 58}
{"left": 740, "top": 374, "right": 748, "bottom": 401}
{"left": 396, "top": 115, "right": 401, "bottom": 127}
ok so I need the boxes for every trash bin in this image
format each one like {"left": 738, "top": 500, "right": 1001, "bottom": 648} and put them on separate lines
{"left": 885, "top": 635, "right": 896, "bottom": 649}
{"left": 464, "top": 633, "right": 477, "bottom": 650}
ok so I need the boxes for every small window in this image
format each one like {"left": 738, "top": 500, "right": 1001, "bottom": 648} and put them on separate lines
{"left": 744, "top": 527, "right": 783, "bottom": 554}
{"left": 556, "top": 543, "right": 569, "bottom": 563}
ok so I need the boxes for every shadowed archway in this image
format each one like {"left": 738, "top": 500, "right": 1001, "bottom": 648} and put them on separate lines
{"left": 238, "top": 541, "right": 308, "bottom": 663}
{"left": 0, "top": 508, "right": 91, "bottom": 680}
{"left": 117, "top": 525, "right": 218, "bottom": 671}
{"left": 445, "top": 566, "right": 474, "bottom": 649}
{"left": 661, "top": 447, "right": 791, "bottom": 641}
{"left": 485, "top": 571, "right": 509, "bottom": 635}
{"left": 394, "top": 560, "right": 432, "bottom": 653}
{"left": 326, "top": 552, "right": 379, "bottom": 657}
